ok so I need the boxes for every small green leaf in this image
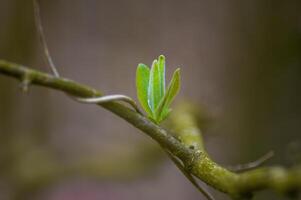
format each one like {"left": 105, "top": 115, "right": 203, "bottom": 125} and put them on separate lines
{"left": 156, "top": 68, "right": 181, "bottom": 122}
{"left": 136, "top": 63, "right": 152, "bottom": 116}
{"left": 148, "top": 59, "right": 164, "bottom": 112}
{"left": 158, "top": 55, "right": 166, "bottom": 97}
{"left": 136, "top": 55, "right": 181, "bottom": 124}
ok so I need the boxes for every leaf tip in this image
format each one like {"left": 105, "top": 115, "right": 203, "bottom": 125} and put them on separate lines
{"left": 158, "top": 55, "right": 165, "bottom": 61}
{"left": 151, "top": 59, "right": 158, "bottom": 67}
{"left": 137, "top": 63, "right": 148, "bottom": 69}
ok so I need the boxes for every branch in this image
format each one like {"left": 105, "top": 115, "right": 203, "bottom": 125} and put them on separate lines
{"left": 1, "top": 60, "right": 301, "bottom": 199}
{"left": 0, "top": 60, "right": 193, "bottom": 161}
{"left": 169, "top": 103, "right": 301, "bottom": 198}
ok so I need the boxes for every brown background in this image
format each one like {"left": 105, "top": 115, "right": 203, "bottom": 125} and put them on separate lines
{"left": 0, "top": 0, "right": 301, "bottom": 199}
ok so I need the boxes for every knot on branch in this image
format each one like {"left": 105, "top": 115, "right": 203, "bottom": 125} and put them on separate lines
{"left": 185, "top": 150, "right": 204, "bottom": 172}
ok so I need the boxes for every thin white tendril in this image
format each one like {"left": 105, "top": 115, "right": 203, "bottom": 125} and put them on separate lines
{"left": 75, "top": 95, "right": 142, "bottom": 114}
{"left": 33, "top": 0, "right": 59, "bottom": 77}
{"left": 33, "top": 0, "right": 142, "bottom": 115}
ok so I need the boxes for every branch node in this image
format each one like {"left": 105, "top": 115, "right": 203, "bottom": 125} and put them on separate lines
{"left": 19, "top": 71, "right": 32, "bottom": 93}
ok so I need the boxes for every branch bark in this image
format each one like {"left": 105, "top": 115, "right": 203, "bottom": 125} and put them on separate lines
{"left": 1, "top": 60, "right": 300, "bottom": 199}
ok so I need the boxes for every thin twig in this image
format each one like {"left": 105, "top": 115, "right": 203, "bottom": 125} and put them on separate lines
{"left": 228, "top": 151, "right": 274, "bottom": 172}
{"left": 33, "top": 0, "right": 59, "bottom": 77}
{"left": 33, "top": 0, "right": 143, "bottom": 115}
{"left": 165, "top": 150, "right": 215, "bottom": 200}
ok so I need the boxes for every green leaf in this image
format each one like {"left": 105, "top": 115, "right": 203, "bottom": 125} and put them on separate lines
{"left": 136, "top": 55, "right": 181, "bottom": 124}
{"left": 156, "top": 68, "right": 181, "bottom": 122}
{"left": 148, "top": 59, "right": 164, "bottom": 112}
{"left": 136, "top": 63, "right": 152, "bottom": 116}
{"left": 158, "top": 55, "right": 166, "bottom": 97}
{"left": 160, "top": 108, "right": 172, "bottom": 122}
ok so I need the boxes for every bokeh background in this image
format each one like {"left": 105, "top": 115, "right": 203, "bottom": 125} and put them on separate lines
{"left": 0, "top": 0, "right": 301, "bottom": 199}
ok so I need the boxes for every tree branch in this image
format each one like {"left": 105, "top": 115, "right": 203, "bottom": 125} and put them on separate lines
{"left": 169, "top": 103, "right": 301, "bottom": 198}
{"left": 0, "top": 60, "right": 193, "bottom": 162}
{"left": 1, "top": 60, "right": 301, "bottom": 199}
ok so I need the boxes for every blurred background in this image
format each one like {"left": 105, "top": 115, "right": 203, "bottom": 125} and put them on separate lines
{"left": 0, "top": 0, "right": 301, "bottom": 199}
